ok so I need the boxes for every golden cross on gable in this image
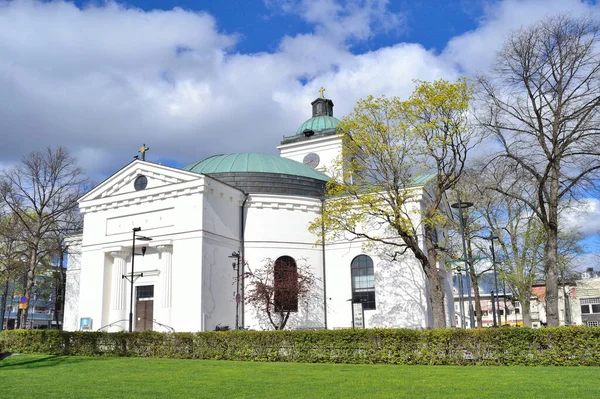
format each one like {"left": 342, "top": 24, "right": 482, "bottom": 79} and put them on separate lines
{"left": 138, "top": 144, "right": 149, "bottom": 161}
{"left": 318, "top": 86, "right": 325, "bottom": 98}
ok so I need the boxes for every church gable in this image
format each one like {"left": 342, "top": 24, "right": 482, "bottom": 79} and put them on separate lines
{"left": 80, "top": 160, "right": 202, "bottom": 202}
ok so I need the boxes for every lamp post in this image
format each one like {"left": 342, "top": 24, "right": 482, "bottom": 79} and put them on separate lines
{"left": 451, "top": 195, "right": 475, "bottom": 328}
{"left": 229, "top": 251, "right": 241, "bottom": 330}
{"left": 123, "top": 227, "right": 152, "bottom": 333}
{"left": 482, "top": 234, "right": 501, "bottom": 327}
{"left": 455, "top": 265, "right": 466, "bottom": 329}
{"left": 502, "top": 278, "right": 508, "bottom": 325}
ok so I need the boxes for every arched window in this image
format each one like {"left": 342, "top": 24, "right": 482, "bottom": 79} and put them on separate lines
{"left": 274, "top": 256, "right": 298, "bottom": 312}
{"left": 351, "top": 255, "right": 376, "bottom": 310}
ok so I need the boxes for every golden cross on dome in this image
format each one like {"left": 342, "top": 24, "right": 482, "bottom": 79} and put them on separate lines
{"left": 318, "top": 86, "right": 326, "bottom": 98}
{"left": 139, "top": 144, "right": 149, "bottom": 161}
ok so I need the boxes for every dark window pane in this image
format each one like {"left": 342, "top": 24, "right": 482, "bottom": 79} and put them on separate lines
{"left": 274, "top": 256, "right": 298, "bottom": 312}
{"left": 137, "top": 285, "right": 154, "bottom": 299}
{"left": 591, "top": 304, "right": 600, "bottom": 314}
{"left": 581, "top": 305, "right": 590, "bottom": 314}
{"left": 351, "top": 255, "right": 376, "bottom": 310}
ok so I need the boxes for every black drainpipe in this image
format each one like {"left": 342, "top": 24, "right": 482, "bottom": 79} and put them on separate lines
{"left": 321, "top": 196, "right": 328, "bottom": 329}
{"left": 240, "top": 192, "right": 249, "bottom": 328}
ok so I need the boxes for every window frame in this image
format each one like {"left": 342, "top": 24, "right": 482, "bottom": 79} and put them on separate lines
{"left": 274, "top": 256, "right": 298, "bottom": 313}
{"left": 351, "top": 255, "right": 376, "bottom": 310}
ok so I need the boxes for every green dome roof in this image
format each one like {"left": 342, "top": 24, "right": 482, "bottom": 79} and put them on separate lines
{"left": 295, "top": 115, "right": 340, "bottom": 135}
{"left": 183, "top": 153, "right": 329, "bottom": 182}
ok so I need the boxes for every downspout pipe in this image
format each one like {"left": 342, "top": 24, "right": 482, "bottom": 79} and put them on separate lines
{"left": 240, "top": 192, "right": 249, "bottom": 328}
{"left": 321, "top": 197, "right": 328, "bottom": 330}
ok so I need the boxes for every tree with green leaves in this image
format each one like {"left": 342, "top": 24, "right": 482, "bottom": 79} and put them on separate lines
{"left": 312, "top": 78, "right": 479, "bottom": 328}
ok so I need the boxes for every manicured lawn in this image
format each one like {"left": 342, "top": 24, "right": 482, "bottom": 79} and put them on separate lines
{"left": 0, "top": 355, "right": 598, "bottom": 398}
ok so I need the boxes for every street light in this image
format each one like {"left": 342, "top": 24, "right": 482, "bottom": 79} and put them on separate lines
{"left": 455, "top": 265, "right": 466, "bottom": 329}
{"left": 482, "top": 234, "right": 501, "bottom": 327}
{"left": 451, "top": 195, "right": 475, "bottom": 328}
{"left": 229, "top": 251, "right": 241, "bottom": 330}
{"left": 123, "top": 227, "right": 152, "bottom": 333}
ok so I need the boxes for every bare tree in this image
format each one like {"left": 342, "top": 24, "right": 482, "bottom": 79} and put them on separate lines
{"left": 244, "top": 258, "right": 317, "bottom": 330}
{"left": 465, "top": 162, "right": 584, "bottom": 327}
{"left": 46, "top": 207, "right": 83, "bottom": 329}
{"left": 0, "top": 210, "right": 28, "bottom": 330}
{"left": 0, "top": 147, "right": 86, "bottom": 328}
{"left": 477, "top": 15, "right": 600, "bottom": 326}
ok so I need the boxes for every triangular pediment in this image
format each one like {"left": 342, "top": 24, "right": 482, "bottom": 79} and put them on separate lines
{"left": 80, "top": 160, "right": 202, "bottom": 202}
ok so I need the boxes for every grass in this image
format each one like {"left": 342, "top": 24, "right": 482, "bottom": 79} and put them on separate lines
{"left": 0, "top": 355, "right": 598, "bottom": 399}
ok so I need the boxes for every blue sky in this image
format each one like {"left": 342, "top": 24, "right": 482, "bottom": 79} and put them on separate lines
{"left": 0, "top": 0, "right": 599, "bottom": 257}
{"left": 65, "top": 0, "right": 482, "bottom": 54}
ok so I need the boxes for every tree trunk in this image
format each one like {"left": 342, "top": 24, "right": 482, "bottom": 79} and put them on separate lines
{"left": 544, "top": 180, "right": 560, "bottom": 326}
{"left": 22, "top": 244, "right": 39, "bottom": 329}
{"left": 425, "top": 263, "right": 446, "bottom": 329}
{"left": 0, "top": 277, "right": 9, "bottom": 331}
{"left": 544, "top": 231, "right": 560, "bottom": 327}
{"left": 16, "top": 272, "right": 27, "bottom": 329}
{"left": 54, "top": 250, "right": 67, "bottom": 329}
{"left": 471, "top": 272, "right": 483, "bottom": 328}
{"left": 521, "top": 297, "right": 532, "bottom": 327}
{"left": 423, "top": 226, "right": 446, "bottom": 329}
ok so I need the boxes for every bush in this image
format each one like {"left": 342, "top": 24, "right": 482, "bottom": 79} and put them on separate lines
{"left": 1, "top": 327, "right": 599, "bottom": 366}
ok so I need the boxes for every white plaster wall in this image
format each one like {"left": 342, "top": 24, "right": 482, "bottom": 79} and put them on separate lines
{"left": 243, "top": 194, "right": 325, "bottom": 330}
{"left": 243, "top": 243, "right": 325, "bottom": 330}
{"left": 241, "top": 191, "right": 434, "bottom": 331}
{"left": 201, "top": 235, "right": 240, "bottom": 331}
{"left": 199, "top": 179, "right": 244, "bottom": 331}
{"left": 80, "top": 186, "right": 204, "bottom": 250}
{"left": 278, "top": 135, "right": 342, "bottom": 177}
{"left": 170, "top": 237, "right": 203, "bottom": 332}
{"left": 203, "top": 179, "right": 244, "bottom": 240}
{"left": 76, "top": 250, "right": 110, "bottom": 331}
{"left": 244, "top": 194, "right": 321, "bottom": 244}
{"left": 324, "top": 241, "right": 430, "bottom": 330}
{"left": 64, "top": 237, "right": 82, "bottom": 331}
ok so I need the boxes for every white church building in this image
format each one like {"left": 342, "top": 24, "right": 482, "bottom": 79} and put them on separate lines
{"left": 64, "top": 95, "right": 455, "bottom": 332}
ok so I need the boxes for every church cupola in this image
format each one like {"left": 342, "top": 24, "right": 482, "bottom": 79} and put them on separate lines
{"left": 312, "top": 87, "right": 334, "bottom": 117}
{"left": 279, "top": 86, "right": 341, "bottom": 145}
{"left": 278, "top": 86, "right": 344, "bottom": 178}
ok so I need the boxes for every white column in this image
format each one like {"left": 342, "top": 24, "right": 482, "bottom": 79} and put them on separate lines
{"left": 109, "top": 250, "right": 129, "bottom": 331}
{"left": 157, "top": 245, "right": 173, "bottom": 329}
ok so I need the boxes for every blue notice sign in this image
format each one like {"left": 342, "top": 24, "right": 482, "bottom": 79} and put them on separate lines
{"left": 80, "top": 317, "right": 92, "bottom": 330}
{"left": 19, "top": 296, "right": 27, "bottom": 303}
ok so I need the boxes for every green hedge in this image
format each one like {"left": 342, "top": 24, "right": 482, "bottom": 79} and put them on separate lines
{"left": 1, "top": 327, "right": 600, "bottom": 366}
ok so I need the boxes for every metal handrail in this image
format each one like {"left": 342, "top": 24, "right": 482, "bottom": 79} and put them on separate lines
{"left": 152, "top": 319, "right": 175, "bottom": 333}
{"left": 96, "top": 319, "right": 174, "bottom": 333}
{"left": 96, "top": 319, "right": 128, "bottom": 332}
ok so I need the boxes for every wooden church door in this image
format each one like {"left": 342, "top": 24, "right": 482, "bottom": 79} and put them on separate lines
{"left": 135, "top": 285, "right": 154, "bottom": 332}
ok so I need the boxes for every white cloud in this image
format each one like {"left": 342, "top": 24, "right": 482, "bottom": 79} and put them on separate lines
{"left": 0, "top": 0, "right": 598, "bottom": 184}
{"left": 443, "top": 0, "right": 600, "bottom": 75}
{"left": 562, "top": 198, "right": 600, "bottom": 238}
{"left": 266, "top": 0, "right": 406, "bottom": 43}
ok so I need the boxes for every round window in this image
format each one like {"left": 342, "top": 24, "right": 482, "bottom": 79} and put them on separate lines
{"left": 134, "top": 175, "right": 148, "bottom": 191}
